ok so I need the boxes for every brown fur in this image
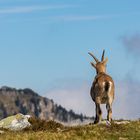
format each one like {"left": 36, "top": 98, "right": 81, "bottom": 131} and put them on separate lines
{"left": 89, "top": 50, "right": 115, "bottom": 124}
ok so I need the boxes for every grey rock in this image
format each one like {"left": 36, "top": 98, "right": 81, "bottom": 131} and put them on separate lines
{"left": 0, "top": 130, "right": 4, "bottom": 134}
{"left": 0, "top": 113, "right": 31, "bottom": 131}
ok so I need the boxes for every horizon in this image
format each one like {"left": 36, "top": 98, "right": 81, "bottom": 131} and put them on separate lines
{"left": 0, "top": 0, "right": 140, "bottom": 119}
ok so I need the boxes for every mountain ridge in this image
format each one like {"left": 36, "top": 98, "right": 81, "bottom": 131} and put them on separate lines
{"left": 0, "top": 86, "right": 92, "bottom": 123}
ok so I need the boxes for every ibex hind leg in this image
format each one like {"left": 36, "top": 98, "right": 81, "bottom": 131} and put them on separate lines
{"left": 94, "top": 103, "right": 102, "bottom": 124}
{"left": 106, "top": 103, "right": 112, "bottom": 122}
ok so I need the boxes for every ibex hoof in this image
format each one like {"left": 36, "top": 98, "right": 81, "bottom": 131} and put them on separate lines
{"left": 106, "top": 121, "right": 111, "bottom": 126}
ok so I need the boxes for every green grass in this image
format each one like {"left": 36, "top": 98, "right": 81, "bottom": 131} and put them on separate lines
{"left": 0, "top": 118, "right": 140, "bottom": 140}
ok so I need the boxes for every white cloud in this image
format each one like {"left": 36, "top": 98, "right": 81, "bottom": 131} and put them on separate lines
{"left": 51, "top": 12, "right": 140, "bottom": 22}
{"left": 46, "top": 79, "right": 140, "bottom": 120}
{"left": 52, "top": 15, "right": 110, "bottom": 21}
{"left": 113, "top": 81, "right": 140, "bottom": 119}
{"left": 46, "top": 81, "right": 93, "bottom": 116}
{"left": 0, "top": 5, "right": 75, "bottom": 14}
{"left": 1, "top": 6, "right": 139, "bottom": 23}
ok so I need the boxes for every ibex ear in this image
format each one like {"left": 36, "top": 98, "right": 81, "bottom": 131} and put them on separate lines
{"left": 90, "top": 62, "right": 96, "bottom": 69}
{"left": 102, "top": 58, "right": 108, "bottom": 65}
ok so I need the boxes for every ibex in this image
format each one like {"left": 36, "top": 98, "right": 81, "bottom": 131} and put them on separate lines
{"left": 88, "top": 50, "right": 115, "bottom": 124}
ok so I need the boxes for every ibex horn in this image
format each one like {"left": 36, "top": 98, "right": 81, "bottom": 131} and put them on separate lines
{"left": 88, "top": 52, "right": 99, "bottom": 63}
{"left": 101, "top": 50, "right": 105, "bottom": 61}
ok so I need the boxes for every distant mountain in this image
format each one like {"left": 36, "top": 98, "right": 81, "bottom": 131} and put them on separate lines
{"left": 0, "top": 86, "right": 92, "bottom": 123}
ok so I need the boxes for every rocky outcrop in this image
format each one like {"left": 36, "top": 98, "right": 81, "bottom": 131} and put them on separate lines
{"left": 0, "top": 113, "right": 31, "bottom": 131}
{"left": 0, "top": 86, "right": 90, "bottom": 123}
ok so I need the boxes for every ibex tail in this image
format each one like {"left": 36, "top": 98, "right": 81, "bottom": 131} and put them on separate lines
{"left": 104, "top": 81, "right": 112, "bottom": 93}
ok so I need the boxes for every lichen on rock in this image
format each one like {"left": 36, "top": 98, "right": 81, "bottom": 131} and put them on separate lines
{"left": 0, "top": 113, "right": 31, "bottom": 131}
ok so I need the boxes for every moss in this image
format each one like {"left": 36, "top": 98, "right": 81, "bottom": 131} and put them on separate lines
{"left": 0, "top": 116, "right": 15, "bottom": 127}
{"left": 15, "top": 114, "right": 24, "bottom": 120}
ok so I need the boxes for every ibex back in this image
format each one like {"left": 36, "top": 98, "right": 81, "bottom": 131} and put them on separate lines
{"left": 88, "top": 50, "right": 115, "bottom": 124}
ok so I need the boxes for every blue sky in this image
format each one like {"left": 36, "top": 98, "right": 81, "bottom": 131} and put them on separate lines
{"left": 0, "top": 0, "right": 140, "bottom": 119}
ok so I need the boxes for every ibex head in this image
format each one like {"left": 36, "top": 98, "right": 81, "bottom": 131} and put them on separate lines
{"left": 88, "top": 50, "right": 108, "bottom": 74}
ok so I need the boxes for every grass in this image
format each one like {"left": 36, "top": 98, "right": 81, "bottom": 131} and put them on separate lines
{"left": 0, "top": 118, "right": 140, "bottom": 140}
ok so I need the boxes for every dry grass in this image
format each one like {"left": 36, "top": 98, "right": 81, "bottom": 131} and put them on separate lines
{"left": 0, "top": 118, "right": 140, "bottom": 140}
{"left": 24, "top": 117, "right": 64, "bottom": 132}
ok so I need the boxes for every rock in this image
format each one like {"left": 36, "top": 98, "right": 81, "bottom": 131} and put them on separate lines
{"left": 0, "top": 130, "right": 4, "bottom": 134}
{"left": 0, "top": 113, "right": 31, "bottom": 131}
{"left": 115, "top": 121, "right": 130, "bottom": 125}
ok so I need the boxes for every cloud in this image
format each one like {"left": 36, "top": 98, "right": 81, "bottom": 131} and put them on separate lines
{"left": 51, "top": 15, "right": 110, "bottom": 21}
{"left": 0, "top": 5, "right": 75, "bottom": 14}
{"left": 121, "top": 33, "right": 140, "bottom": 54}
{"left": 51, "top": 12, "right": 140, "bottom": 22}
{"left": 1, "top": 6, "right": 140, "bottom": 23}
{"left": 46, "top": 79, "right": 140, "bottom": 120}
{"left": 0, "top": 6, "right": 114, "bottom": 22}
{"left": 46, "top": 80, "right": 93, "bottom": 116}
{"left": 113, "top": 79, "right": 140, "bottom": 119}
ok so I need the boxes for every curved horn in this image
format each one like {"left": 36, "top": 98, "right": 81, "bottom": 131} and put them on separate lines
{"left": 88, "top": 52, "right": 99, "bottom": 63}
{"left": 101, "top": 50, "right": 105, "bottom": 61}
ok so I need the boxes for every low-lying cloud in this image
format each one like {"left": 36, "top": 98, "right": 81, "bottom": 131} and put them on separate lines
{"left": 46, "top": 81, "right": 93, "bottom": 116}
{"left": 113, "top": 79, "right": 140, "bottom": 119}
{"left": 46, "top": 79, "right": 140, "bottom": 120}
